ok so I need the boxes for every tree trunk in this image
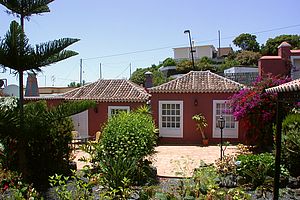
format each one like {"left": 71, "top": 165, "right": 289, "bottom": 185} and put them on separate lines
{"left": 18, "top": 69, "right": 28, "bottom": 179}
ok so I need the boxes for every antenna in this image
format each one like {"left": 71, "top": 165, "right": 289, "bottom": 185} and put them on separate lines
{"left": 129, "top": 63, "right": 132, "bottom": 78}
{"left": 51, "top": 75, "right": 55, "bottom": 86}
{"left": 218, "top": 30, "right": 221, "bottom": 57}
{"left": 100, "top": 63, "right": 102, "bottom": 79}
{"left": 80, "top": 59, "right": 83, "bottom": 86}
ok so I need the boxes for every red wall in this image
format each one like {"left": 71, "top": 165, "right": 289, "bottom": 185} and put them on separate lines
{"left": 258, "top": 58, "right": 289, "bottom": 77}
{"left": 150, "top": 92, "right": 245, "bottom": 144}
{"left": 26, "top": 99, "right": 145, "bottom": 138}
{"left": 87, "top": 101, "right": 146, "bottom": 137}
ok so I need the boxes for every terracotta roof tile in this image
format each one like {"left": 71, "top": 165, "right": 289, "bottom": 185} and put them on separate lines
{"left": 266, "top": 78, "right": 300, "bottom": 93}
{"left": 149, "top": 71, "right": 244, "bottom": 93}
{"left": 63, "top": 79, "right": 150, "bottom": 102}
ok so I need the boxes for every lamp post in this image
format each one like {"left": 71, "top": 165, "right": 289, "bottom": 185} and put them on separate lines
{"left": 184, "top": 30, "right": 195, "bottom": 70}
{"left": 218, "top": 115, "right": 225, "bottom": 160}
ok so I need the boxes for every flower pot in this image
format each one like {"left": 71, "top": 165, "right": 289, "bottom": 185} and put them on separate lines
{"left": 202, "top": 139, "right": 209, "bottom": 146}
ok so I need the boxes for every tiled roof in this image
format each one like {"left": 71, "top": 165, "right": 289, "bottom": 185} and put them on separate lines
{"left": 266, "top": 78, "right": 300, "bottom": 93}
{"left": 63, "top": 79, "right": 150, "bottom": 102}
{"left": 149, "top": 71, "right": 244, "bottom": 93}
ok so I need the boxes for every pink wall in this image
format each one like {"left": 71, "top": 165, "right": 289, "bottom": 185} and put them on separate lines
{"left": 26, "top": 99, "right": 146, "bottom": 138}
{"left": 258, "top": 58, "right": 289, "bottom": 77}
{"left": 150, "top": 92, "right": 246, "bottom": 144}
{"left": 87, "top": 101, "right": 146, "bottom": 137}
{"left": 258, "top": 42, "right": 300, "bottom": 78}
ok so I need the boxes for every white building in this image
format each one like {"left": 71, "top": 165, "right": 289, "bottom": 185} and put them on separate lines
{"left": 173, "top": 45, "right": 216, "bottom": 60}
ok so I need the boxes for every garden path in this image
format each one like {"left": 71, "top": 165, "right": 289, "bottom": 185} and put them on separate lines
{"left": 74, "top": 145, "right": 238, "bottom": 177}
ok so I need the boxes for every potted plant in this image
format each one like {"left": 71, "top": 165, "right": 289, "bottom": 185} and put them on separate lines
{"left": 192, "top": 113, "right": 209, "bottom": 145}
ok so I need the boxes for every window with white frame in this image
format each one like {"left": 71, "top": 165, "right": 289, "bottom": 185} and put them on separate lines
{"left": 108, "top": 106, "right": 130, "bottom": 117}
{"left": 159, "top": 101, "right": 183, "bottom": 138}
{"left": 213, "top": 100, "right": 238, "bottom": 138}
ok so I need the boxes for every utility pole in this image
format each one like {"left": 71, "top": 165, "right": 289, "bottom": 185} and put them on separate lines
{"left": 80, "top": 59, "right": 83, "bottom": 86}
{"left": 129, "top": 63, "right": 132, "bottom": 78}
{"left": 99, "top": 63, "right": 102, "bottom": 79}
{"left": 218, "top": 30, "right": 221, "bottom": 57}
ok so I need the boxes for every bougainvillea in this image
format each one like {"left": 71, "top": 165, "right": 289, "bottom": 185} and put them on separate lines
{"left": 228, "top": 75, "right": 291, "bottom": 148}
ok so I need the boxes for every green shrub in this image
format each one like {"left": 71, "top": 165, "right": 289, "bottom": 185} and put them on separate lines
{"left": 237, "top": 153, "right": 288, "bottom": 188}
{"left": 0, "top": 168, "right": 40, "bottom": 199}
{"left": 282, "top": 113, "right": 300, "bottom": 176}
{"left": 0, "top": 99, "right": 95, "bottom": 191}
{"left": 193, "top": 164, "right": 219, "bottom": 195}
{"left": 94, "top": 110, "right": 157, "bottom": 189}
{"left": 99, "top": 111, "right": 157, "bottom": 159}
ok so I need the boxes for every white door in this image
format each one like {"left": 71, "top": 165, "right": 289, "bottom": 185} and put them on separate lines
{"left": 158, "top": 101, "right": 183, "bottom": 138}
{"left": 71, "top": 110, "right": 88, "bottom": 137}
{"left": 212, "top": 100, "right": 238, "bottom": 138}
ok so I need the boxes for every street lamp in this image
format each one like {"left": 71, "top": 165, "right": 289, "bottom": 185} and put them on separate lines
{"left": 184, "top": 30, "right": 195, "bottom": 70}
{"left": 218, "top": 115, "right": 225, "bottom": 160}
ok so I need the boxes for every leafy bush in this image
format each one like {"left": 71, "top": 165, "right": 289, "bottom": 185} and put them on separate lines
{"left": 98, "top": 110, "right": 157, "bottom": 160}
{"left": 282, "top": 113, "right": 300, "bottom": 176}
{"left": 49, "top": 170, "right": 95, "bottom": 200}
{"left": 0, "top": 99, "right": 95, "bottom": 191}
{"left": 193, "top": 164, "right": 219, "bottom": 195}
{"left": 0, "top": 168, "right": 40, "bottom": 199}
{"left": 237, "top": 153, "right": 288, "bottom": 188}
{"left": 94, "top": 110, "right": 157, "bottom": 189}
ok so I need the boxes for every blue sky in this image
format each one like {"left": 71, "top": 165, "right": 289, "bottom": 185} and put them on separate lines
{"left": 1, "top": 0, "right": 300, "bottom": 87}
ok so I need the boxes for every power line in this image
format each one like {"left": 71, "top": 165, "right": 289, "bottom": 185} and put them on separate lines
{"left": 82, "top": 24, "right": 300, "bottom": 61}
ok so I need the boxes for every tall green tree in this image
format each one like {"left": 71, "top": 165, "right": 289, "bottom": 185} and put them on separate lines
{"left": 235, "top": 50, "right": 261, "bottom": 66}
{"left": 0, "top": 20, "right": 79, "bottom": 180}
{"left": 0, "top": 0, "right": 54, "bottom": 111}
{"left": 233, "top": 33, "right": 260, "bottom": 52}
{"left": 261, "top": 34, "right": 300, "bottom": 55}
{"left": 0, "top": 0, "right": 79, "bottom": 179}
{"left": 0, "top": 0, "right": 54, "bottom": 29}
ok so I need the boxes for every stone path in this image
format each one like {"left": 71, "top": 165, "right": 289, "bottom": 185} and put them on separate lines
{"left": 74, "top": 145, "right": 238, "bottom": 177}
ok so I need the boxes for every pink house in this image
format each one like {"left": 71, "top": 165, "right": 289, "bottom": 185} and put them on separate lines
{"left": 26, "top": 71, "right": 251, "bottom": 144}
{"left": 26, "top": 79, "right": 150, "bottom": 138}
{"left": 148, "top": 71, "right": 246, "bottom": 144}
{"left": 259, "top": 42, "right": 300, "bottom": 79}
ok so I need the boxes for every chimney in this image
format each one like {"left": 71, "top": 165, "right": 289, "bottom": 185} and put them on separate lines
{"left": 278, "top": 41, "right": 291, "bottom": 60}
{"left": 25, "top": 73, "right": 40, "bottom": 97}
{"left": 144, "top": 71, "right": 153, "bottom": 89}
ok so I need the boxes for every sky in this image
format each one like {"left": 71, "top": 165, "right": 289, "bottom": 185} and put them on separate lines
{"left": 1, "top": 0, "right": 300, "bottom": 87}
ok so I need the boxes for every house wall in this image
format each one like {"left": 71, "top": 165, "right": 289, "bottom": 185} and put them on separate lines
{"left": 150, "top": 92, "right": 245, "bottom": 144}
{"left": 87, "top": 101, "right": 146, "bottom": 137}
{"left": 258, "top": 58, "right": 288, "bottom": 77}
{"left": 195, "top": 46, "right": 215, "bottom": 59}
{"left": 173, "top": 45, "right": 215, "bottom": 60}
{"left": 26, "top": 99, "right": 146, "bottom": 138}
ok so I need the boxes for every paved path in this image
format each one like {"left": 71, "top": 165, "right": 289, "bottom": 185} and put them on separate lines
{"left": 74, "top": 145, "right": 238, "bottom": 177}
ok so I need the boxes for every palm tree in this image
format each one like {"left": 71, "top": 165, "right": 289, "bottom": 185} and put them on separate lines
{"left": 0, "top": 20, "right": 79, "bottom": 108}
{"left": 0, "top": 0, "right": 54, "bottom": 30}
{"left": 0, "top": 20, "right": 79, "bottom": 178}
{"left": 0, "top": 0, "right": 55, "bottom": 109}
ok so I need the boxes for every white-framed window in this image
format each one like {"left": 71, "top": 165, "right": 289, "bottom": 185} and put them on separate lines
{"left": 108, "top": 106, "right": 130, "bottom": 117}
{"left": 291, "top": 56, "right": 300, "bottom": 80}
{"left": 159, "top": 101, "right": 183, "bottom": 138}
{"left": 213, "top": 100, "right": 238, "bottom": 138}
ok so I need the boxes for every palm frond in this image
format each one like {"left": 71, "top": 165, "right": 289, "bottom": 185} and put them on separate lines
{"left": 0, "top": 20, "right": 34, "bottom": 71}
{"left": 31, "top": 38, "right": 80, "bottom": 68}
{"left": 0, "top": 22, "right": 79, "bottom": 71}
{"left": 0, "top": 0, "right": 54, "bottom": 18}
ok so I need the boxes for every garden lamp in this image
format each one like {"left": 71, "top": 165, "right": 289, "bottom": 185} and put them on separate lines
{"left": 218, "top": 115, "right": 225, "bottom": 160}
